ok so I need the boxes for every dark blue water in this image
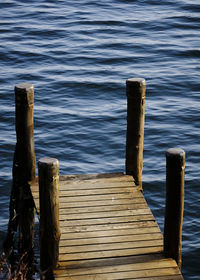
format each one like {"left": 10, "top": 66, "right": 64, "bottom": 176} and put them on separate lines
{"left": 0, "top": 1, "right": 199, "bottom": 279}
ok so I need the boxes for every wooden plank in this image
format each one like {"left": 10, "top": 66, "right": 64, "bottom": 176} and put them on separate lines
{"left": 60, "top": 226, "right": 161, "bottom": 239}
{"left": 61, "top": 222, "right": 159, "bottom": 234}
{"left": 55, "top": 253, "right": 183, "bottom": 279}
{"left": 59, "top": 197, "right": 144, "bottom": 208}
{"left": 59, "top": 239, "right": 163, "bottom": 254}
{"left": 58, "top": 192, "right": 143, "bottom": 203}
{"left": 32, "top": 183, "right": 137, "bottom": 193}
{"left": 60, "top": 233, "right": 163, "bottom": 246}
{"left": 59, "top": 173, "right": 134, "bottom": 182}
{"left": 34, "top": 197, "right": 146, "bottom": 211}
{"left": 56, "top": 187, "right": 137, "bottom": 196}
{"left": 32, "top": 187, "right": 139, "bottom": 198}
{"left": 33, "top": 186, "right": 140, "bottom": 197}
{"left": 59, "top": 208, "right": 152, "bottom": 220}
{"left": 31, "top": 182, "right": 137, "bottom": 194}
{"left": 54, "top": 268, "right": 183, "bottom": 280}
{"left": 60, "top": 214, "right": 154, "bottom": 226}
{"left": 31, "top": 173, "right": 136, "bottom": 192}
{"left": 55, "top": 258, "right": 177, "bottom": 276}
{"left": 34, "top": 199, "right": 148, "bottom": 217}
{"left": 59, "top": 181, "right": 136, "bottom": 190}
{"left": 59, "top": 202, "right": 148, "bottom": 214}
{"left": 56, "top": 253, "right": 175, "bottom": 269}
{"left": 59, "top": 246, "right": 163, "bottom": 261}
{"left": 55, "top": 273, "right": 183, "bottom": 280}
{"left": 31, "top": 172, "right": 130, "bottom": 184}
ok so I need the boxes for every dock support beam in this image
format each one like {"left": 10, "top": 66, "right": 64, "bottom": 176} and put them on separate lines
{"left": 126, "top": 78, "right": 146, "bottom": 189}
{"left": 38, "top": 157, "right": 61, "bottom": 277}
{"left": 164, "top": 148, "right": 185, "bottom": 269}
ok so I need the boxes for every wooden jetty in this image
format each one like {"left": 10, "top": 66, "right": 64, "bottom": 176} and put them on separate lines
{"left": 5, "top": 78, "right": 185, "bottom": 279}
{"left": 31, "top": 172, "right": 184, "bottom": 280}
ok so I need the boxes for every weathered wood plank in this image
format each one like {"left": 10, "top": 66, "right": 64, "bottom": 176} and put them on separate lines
{"left": 55, "top": 257, "right": 178, "bottom": 276}
{"left": 60, "top": 239, "right": 163, "bottom": 254}
{"left": 60, "top": 233, "right": 163, "bottom": 246}
{"left": 32, "top": 183, "right": 137, "bottom": 193}
{"left": 58, "top": 192, "right": 143, "bottom": 202}
{"left": 55, "top": 271, "right": 183, "bottom": 280}
{"left": 31, "top": 173, "right": 136, "bottom": 192}
{"left": 60, "top": 214, "right": 154, "bottom": 226}
{"left": 34, "top": 197, "right": 146, "bottom": 211}
{"left": 60, "top": 226, "right": 161, "bottom": 239}
{"left": 32, "top": 187, "right": 140, "bottom": 198}
{"left": 59, "top": 238, "right": 163, "bottom": 252}
{"left": 59, "top": 173, "right": 134, "bottom": 182}
{"left": 59, "top": 208, "right": 152, "bottom": 220}
{"left": 56, "top": 253, "right": 174, "bottom": 269}
{"left": 60, "top": 221, "right": 160, "bottom": 233}
{"left": 55, "top": 253, "right": 183, "bottom": 279}
{"left": 59, "top": 181, "right": 136, "bottom": 190}
{"left": 59, "top": 202, "right": 148, "bottom": 214}
{"left": 59, "top": 246, "right": 163, "bottom": 261}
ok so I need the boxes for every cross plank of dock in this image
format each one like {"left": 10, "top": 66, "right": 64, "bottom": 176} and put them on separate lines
{"left": 31, "top": 172, "right": 184, "bottom": 280}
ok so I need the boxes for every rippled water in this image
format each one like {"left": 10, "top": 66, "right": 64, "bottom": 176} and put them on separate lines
{"left": 0, "top": 1, "right": 199, "bottom": 279}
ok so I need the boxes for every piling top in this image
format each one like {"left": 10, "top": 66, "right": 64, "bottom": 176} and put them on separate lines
{"left": 15, "top": 83, "right": 34, "bottom": 105}
{"left": 126, "top": 78, "right": 146, "bottom": 98}
{"left": 166, "top": 148, "right": 185, "bottom": 159}
{"left": 15, "top": 83, "right": 33, "bottom": 91}
{"left": 126, "top": 78, "right": 146, "bottom": 86}
{"left": 38, "top": 157, "right": 59, "bottom": 167}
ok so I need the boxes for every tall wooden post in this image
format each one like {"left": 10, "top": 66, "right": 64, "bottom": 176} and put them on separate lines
{"left": 126, "top": 78, "right": 146, "bottom": 189}
{"left": 4, "top": 83, "right": 36, "bottom": 258}
{"left": 164, "top": 148, "right": 185, "bottom": 269}
{"left": 15, "top": 83, "right": 36, "bottom": 256}
{"left": 15, "top": 83, "right": 36, "bottom": 182}
{"left": 38, "top": 157, "right": 60, "bottom": 277}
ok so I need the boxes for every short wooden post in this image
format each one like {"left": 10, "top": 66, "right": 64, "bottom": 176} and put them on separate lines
{"left": 164, "top": 148, "right": 185, "bottom": 269}
{"left": 126, "top": 78, "right": 146, "bottom": 189}
{"left": 4, "top": 83, "right": 36, "bottom": 257}
{"left": 38, "top": 157, "right": 61, "bottom": 276}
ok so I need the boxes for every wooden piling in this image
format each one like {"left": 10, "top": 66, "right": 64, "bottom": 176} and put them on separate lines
{"left": 164, "top": 148, "right": 185, "bottom": 269}
{"left": 126, "top": 78, "right": 146, "bottom": 189}
{"left": 38, "top": 157, "right": 61, "bottom": 276}
{"left": 15, "top": 83, "right": 36, "bottom": 255}
{"left": 15, "top": 83, "right": 36, "bottom": 181}
{"left": 4, "top": 83, "right": 36, "bottom": 256}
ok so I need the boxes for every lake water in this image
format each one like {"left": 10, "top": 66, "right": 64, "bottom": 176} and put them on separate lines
{"left": 0, "top": 0, "right": 199, "bottom": 279}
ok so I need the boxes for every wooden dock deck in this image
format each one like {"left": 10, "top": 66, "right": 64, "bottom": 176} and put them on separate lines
{"left": 31, "top": 172, "right": 184, "bottom": 280}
